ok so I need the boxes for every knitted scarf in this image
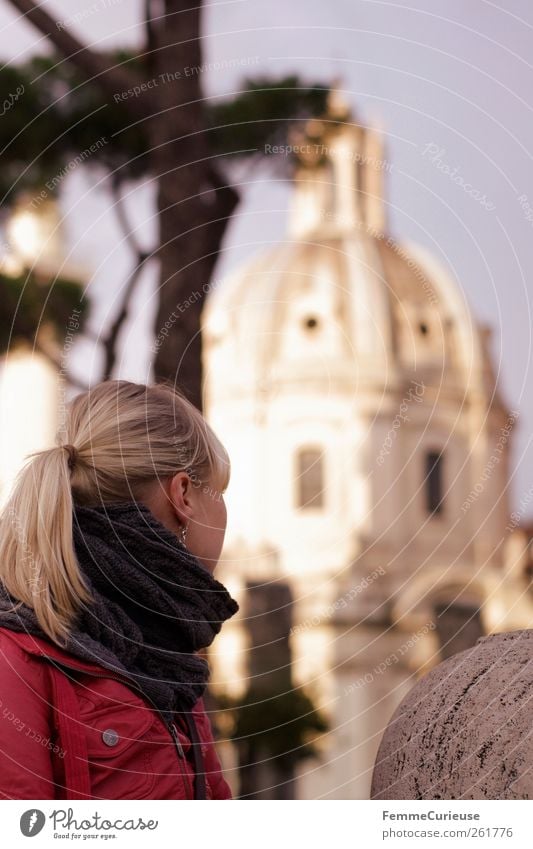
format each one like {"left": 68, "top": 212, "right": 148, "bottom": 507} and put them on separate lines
{"left": 0, "top": 501, "right": 239, "bottom": 718}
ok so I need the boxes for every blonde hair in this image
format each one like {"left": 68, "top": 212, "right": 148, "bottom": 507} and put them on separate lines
{"left": 0, "top": 380, "right": 230, "bottom": 644}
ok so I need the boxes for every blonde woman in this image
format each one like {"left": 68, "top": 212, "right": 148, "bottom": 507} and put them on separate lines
{"left": 0, "top": 380, "right": 239, "bottom": 800}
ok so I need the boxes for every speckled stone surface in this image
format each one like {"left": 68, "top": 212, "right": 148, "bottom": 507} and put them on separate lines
{"left": 371, "top": 630, "right": 533, "bottom": 799}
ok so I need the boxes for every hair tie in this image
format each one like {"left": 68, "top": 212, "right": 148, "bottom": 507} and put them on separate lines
{"left": 62, "top": 444, "right": 78, "bottom": 471}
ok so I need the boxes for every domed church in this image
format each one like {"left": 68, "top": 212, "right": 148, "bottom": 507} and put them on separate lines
{"left": 202, "top": 94, "right": 532, "bottom": 799}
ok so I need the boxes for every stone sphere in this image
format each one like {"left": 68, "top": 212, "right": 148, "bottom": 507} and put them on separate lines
{"left": 371, "top": 630, "right": 533, "bottom": 799}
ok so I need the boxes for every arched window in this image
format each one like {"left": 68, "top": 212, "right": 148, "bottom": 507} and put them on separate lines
{"left": 425, "top": 450, "right": 444, "bottom": 515}
{"left": 295, "top": 446, "right": 324, "bottom": 509}
{"left": 433, "top": 600, "right": 483, "bottom": 661}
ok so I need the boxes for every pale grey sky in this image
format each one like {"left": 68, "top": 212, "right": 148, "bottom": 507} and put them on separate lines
{"left": 1, "top": 0, "right": 532, "bottom": 515}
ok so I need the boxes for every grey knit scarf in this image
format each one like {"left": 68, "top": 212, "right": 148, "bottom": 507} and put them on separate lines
{"left": 0, "top": 501, "right": 239, "bottom": 718}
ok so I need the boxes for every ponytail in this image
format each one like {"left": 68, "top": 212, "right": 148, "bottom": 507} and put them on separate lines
{"left": 0, "top": 446, "right": 91, "bottom": 644}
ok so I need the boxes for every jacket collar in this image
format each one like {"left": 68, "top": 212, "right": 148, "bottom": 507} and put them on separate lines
{"left": 0, "top": 628, "right": 116, "bottom": 676}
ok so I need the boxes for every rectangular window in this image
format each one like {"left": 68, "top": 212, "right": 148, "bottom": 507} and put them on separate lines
{"left": 425, "top": 450, "right": 444, "bottom": 515}
{"left": 296, "top": 447, "right": 324, "bottom": 509}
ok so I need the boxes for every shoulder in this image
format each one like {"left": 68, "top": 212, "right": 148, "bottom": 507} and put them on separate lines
{"left": 0, "top": 629, "right": 55, "bottom": 752}
{"left": 0, "top": 629, "right": 52, "bottom": 691}
{"left": 0, "top": 628, "right": 37, "bottom": 663}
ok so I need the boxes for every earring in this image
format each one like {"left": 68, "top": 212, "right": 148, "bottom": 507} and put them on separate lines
{"left": 179, "top": 522, "right": 189, "bottom": 546}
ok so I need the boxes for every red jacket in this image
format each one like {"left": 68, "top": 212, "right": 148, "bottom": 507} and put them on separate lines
{"left": 0, "top": 629, "right": 232, "bottom": 800}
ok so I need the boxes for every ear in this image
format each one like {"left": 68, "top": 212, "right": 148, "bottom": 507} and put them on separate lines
{"left": 168, "top": 471, "right": 195, "bottom": 523}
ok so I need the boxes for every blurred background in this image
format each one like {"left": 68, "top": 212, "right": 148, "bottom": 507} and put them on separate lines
{"left": 0, "top": 0, "right": 532, "bottom": 799}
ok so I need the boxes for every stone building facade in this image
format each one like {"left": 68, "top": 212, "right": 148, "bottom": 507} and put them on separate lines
{"left": 202, "top": 95, "right": 533, "bottom": 799}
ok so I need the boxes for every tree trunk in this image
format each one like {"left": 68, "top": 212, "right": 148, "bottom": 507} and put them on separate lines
{"left": 149, "top": 0, "right": 236, "bottom": 410}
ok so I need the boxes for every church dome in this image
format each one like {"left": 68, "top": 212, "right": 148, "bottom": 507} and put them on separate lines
{"left": 203, "top": 99, "right": 490, "bottom": 403}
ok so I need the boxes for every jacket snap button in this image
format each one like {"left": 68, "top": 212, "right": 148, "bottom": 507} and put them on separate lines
{"left": 102, "top": 728, "right": 120, "bottom": 747}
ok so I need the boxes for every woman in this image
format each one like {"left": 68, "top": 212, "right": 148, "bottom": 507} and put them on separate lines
{"left": 0, "top": 380, "right": 239, "bottom": 800}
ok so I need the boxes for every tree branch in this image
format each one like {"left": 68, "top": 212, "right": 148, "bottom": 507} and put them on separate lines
{"left": 102, "top": 172, "right": 155, "bottom": 379}
{"left": 34, "top": 339, "right": 90, "bottom": 392}
{"left": 109, "top": 174, "right": 147, "bottom": 258}
{"left": 209, "top": 165, "right": 240, "bottom": 217}
{"left": 102, "top": 253, "right": 150, "bottom": 380}
{"left": 206, "top": 165, "right": 239, "bottom": 261}
{"left": 5, "top": 0, "right": 146, "bottom": 121}
{"left": 144, "top": 0, "right": 161, "bottom": 74}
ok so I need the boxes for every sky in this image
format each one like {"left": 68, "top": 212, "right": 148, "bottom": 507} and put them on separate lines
{"left": 0, "top": 0, "right": 532, "bottom": 515}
